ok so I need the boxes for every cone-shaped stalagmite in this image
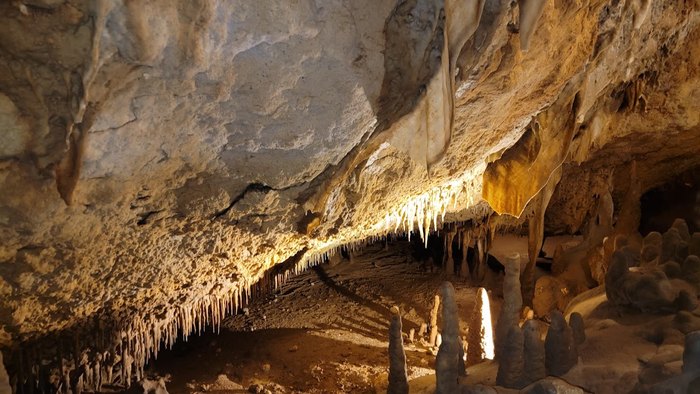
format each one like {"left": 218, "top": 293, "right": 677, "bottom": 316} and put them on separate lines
{"left": 429, "top": 294, "right": 441, "bottom": 347}
{"left": 496, "top": 324, "right": 525, "bottom": 388}
{"left": 467, "top": 287, "right": 495, "bottom": 366}
{"left": 436, "top": 282, "right": 460, "bottom": 394}
{"left": 523, "top": 319, "right": 546, "bottom": 385}
{"left": 569, "top": 312, "right": 586, "bottom": 346}
{"left": 387, "top": 308, "right": 409, "bottom": 394}
{"left": 496, "top": 253, "right": 522, "bottom": 360}
{"left": 545, "top": 311, "right": 578, "bottom": 376}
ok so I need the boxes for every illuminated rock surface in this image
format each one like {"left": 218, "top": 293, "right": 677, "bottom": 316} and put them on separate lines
{"left": 1, "top": 0, "right": 700, "bottom": 386}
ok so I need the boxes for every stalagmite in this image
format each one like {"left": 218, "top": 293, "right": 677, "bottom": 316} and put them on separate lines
{"left": 94, "top": 352, "right": 102, "bottom": 393}
{"left": 545, "top": 311, "right": 577, "bottom": 377}
{"left": 662, "top": 227, "right": 685, "bottom": 263}
{"left": 496, "top": 324, "right": 525, "bottom": 389}
{"left": 523, "top": 319, "right": 546, "bottom": 385}
{"left": 496, "top": 253, "right": 522, "bottom": 360}
{"left": 436, "top": 282, "right": 460, "bottom": 394}
{"left": 123, "top": 349, "right": 133, "bottom": 388}
{"left": 387, "top": 308, "right": 409, "bottom": 394}
{"left": 418, "top": 323, "right": 428, "bottom": 338}
{"left": 467, "top": 287, "right": 495, "bottom": 366}
{"left": 429, "top": 294, "right": 441, "bottom": 347}
{"left": 569, "top": 312, "right": 586, "bottom": 346}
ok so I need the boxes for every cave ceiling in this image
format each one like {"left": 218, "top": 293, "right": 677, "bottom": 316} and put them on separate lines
{"left": 0, "top": 0, "right": 699, "bottom": 358}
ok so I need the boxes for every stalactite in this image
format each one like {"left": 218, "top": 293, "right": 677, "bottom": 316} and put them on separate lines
{"left": 517, "top": 0, "right": 547, "bottom": 51}
{"left": 524, "top": 167, "right": 561, "bottom": 306}
{"left": 374, "top": 169, "right": 482, "bottom": 247}
{"left": 448, "top": 227, "right": 457, "bottom": 275}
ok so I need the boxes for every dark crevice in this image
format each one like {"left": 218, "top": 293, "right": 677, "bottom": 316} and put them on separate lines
{"left": 137, "top": 210, "right": 162, "bottom": 226}
{"left": 212, "top": 183, "right": 273, "bottom": 219}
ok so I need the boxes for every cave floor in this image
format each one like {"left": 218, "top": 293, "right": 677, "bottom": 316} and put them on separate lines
{"left": 116, "top": 238, "right": 688, "bottom": 394}
{"left": 122, "top": 240, "right": 499, "bottom": 393}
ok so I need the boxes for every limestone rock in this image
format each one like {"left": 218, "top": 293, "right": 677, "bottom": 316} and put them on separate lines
{"left": 436, "top": 282, "right": 460, "bottom": 394}
{"left": 2, "top": 0, "right": 700, "bottom": 381}
{"left": 496, "top": 324, "right": 525, "bottom": 389}
{"left": 496, "top": 253, "right": 522, "bottom": 360}
{"left": 0, "top": 353, "right": 10, "bottom": 394}
{"left": 568, "top": 312, "right": 586, "bottom": 346}
{"left": 523, "top": 320, "right": 545, "bottom": 386}
{"left": 544, "top": 311, "right": 577, "bottom": 377}
{"left": 520, "top": 376, "right": 589, "bottom": 393}
{"left": 388, "top": 311, "right": 409, "bottom": 394}
{"left": 533, "top": 275, "right": 570, "bottom": 318}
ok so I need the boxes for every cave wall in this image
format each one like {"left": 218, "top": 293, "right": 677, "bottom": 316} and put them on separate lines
{"left": 0, "top": 0, "right": 699, "bottom": 366}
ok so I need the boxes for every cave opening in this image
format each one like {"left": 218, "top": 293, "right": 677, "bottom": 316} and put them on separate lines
{"left": 639, "top": 166, "right": 700, "bottom": 236}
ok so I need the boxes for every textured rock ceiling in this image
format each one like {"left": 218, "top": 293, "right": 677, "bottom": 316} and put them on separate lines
{"left": 1, "top": 0, "right": 700, "bottom": 364}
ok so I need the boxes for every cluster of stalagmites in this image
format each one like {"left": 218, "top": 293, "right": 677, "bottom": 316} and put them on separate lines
{"left": 387, "top": 268, "right": 586, "bottom": 393}
{"left": 494, "top": 254, "right": 583, "bottom": 390}
{"left": 606, "top": 218, "right": 700, "bottom": 313}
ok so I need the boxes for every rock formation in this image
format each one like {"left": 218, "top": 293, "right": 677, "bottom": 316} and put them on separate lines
{"left": 523, "top": 319, "right": 546, "bottom": 385}
{"left": 495, "top": 324, "right": 525, "bottom": 389}
{"left": 569, "top": 312, "right": 586, "bottom": 346}
{"left": 387, "top": 308, "right": 409, "bottom": 394}
{"left": 429, "top": 294, "right": 441, "bottom": 348}
{"left": 435, "top": 282, "right": 460, "bottom": 394}
{"left": 495, "top": 253, "right": 522, "bottom": 360}
{"left": 648, "top": 330, "right": 700, "bottom": 393}
{"left": 0, "top": 352, "right": 9, "bottom": 394}
{"left": 545, "top": 311, "right": 577, "bottom": 377}
{"left": 1, "top": 0, "right": 700, "bottom": 383}
{"left": 606, "top": 220, "right": 699, "bottom": 313}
